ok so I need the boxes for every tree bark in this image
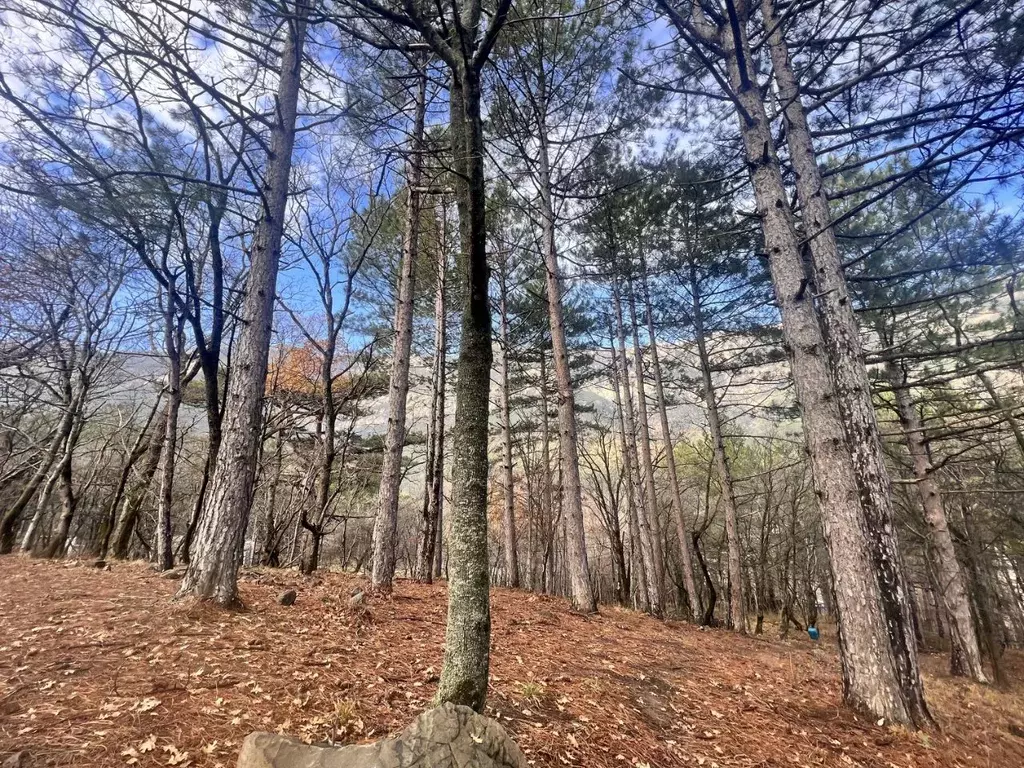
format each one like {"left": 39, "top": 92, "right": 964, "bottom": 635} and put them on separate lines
{"left": 539, "top": 350, "right": 555, "bottom": 592}
{"left": 760, "top": 5, "right": 931, "bottom": 724}
{"left": 959, "top": 499, "right": 1007, "bottom": 686}
{"left": 536, "top": 98, "right": 596, "bottom": 613}
{"left": 610, "top": 357, "right": 647, "bottom": 610}
{"left": 888, "top": 367, "right": 986, "bottom": 682}
{"left": 156, "top": 286, "right": 183, "bottom": 572}
{"left": 0, "top": 404, "right": 73, "bottom": 552}
{"left": 111, "top": 411, "right": 166, "bottom": 560}
{"left": 626, "top": 279, "right": 667, "bottom": 606}
{"left": 688, "top": 259, "right": 745, "bottom": 632}
{"left": 11, "top": 380, "right": 83, "bottom": 553}
{"left": 418, "top": 224, "right": 448, "bottom": 583}
{"left": 25, "top": 401, "right": 84, "bottom": 555}
{"left": 707, "top": 2, "right": 931, "bottom": 726}
{"left": 371, "top": 58, "right": 427, "bottom": 593}
{"left": 95, "top": 395, "right": 164, "bottom": 560}
{"left": 638, "top": 255, "right": 701, "bottom": 621}
{"left": 435, "top": 67, "right": 492, "bottom": 712}
{"left": 177, "top": 0, "right": 309, "bottom": 606}
{"left": 41, "top": 437, "right": 77, "bottom": 559}
{"left": 609, "top": 303, "right": 655, "bottom": 614}
{"left": 498, "top": 263, "right": 520, "bottom": 587}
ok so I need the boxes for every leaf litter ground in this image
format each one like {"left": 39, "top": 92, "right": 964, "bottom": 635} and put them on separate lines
{"left": 1, "top": 558, "right": 1022, "bottom": 768}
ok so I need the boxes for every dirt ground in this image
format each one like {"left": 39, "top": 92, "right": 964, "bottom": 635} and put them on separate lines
{"left": 0, "top": 558, "right": 1022, "bottom": 768}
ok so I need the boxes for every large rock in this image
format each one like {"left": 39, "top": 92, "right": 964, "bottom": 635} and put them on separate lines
{"left": 238, "top": 703, "right": 526, "bottom": 768}
{"left": 1, "top": 751, "right": 30, "bottom": 768}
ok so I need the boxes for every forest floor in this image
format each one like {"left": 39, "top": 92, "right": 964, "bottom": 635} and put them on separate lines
{"left": 0, "top": 558, "right": 1022, "bottom": 768}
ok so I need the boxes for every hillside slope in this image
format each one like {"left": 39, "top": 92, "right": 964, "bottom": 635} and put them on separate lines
{"left": 0, "top": 558, "right": 1020, "bottom": 768}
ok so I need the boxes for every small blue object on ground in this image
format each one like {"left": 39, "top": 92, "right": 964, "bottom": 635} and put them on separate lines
{"left": 808, "top": 626, "right": 820, "bottom": 641}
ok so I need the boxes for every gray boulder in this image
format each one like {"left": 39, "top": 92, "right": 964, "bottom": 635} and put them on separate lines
{"left": 2, "top": 751, "right": 30, "bottom": 768}
{"left": 238, "top": 703, "right": 526, "bottom": 768}
{"left": 277, "top": 589, "right": 297, "bottom": 606}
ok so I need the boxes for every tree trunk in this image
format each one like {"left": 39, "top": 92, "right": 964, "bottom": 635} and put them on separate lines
{"left": 693, "top": 532, "right": 717, "bottom": 626}
{"left": 111, "top": 412, "right": 166, "bottom": 560}
{"left": 497, "top": 264, "right": 520, "bottom": 587}
{"left": 156, "top": 290, "right": 183, "bottom": 572}
{"left": 888, "top": 367, "right": 986, "bottom": 682}
{"left": 418, "top": 228, "right": 448, "bottom": 583}
{"left": 536, "top": 100, "right": 596, "bottom": 613}
{"left": 688, "top": 259, "right": 745, "bottom": 632}
{"left": 41, "top": 441, "right": 76, "bottom": 559}
{"left": 9, "top": 381, "right": 83, "bottom": 553}
{"left": 608, "top": 312, "right": 651, "bottom": 613}
{"left": 626, "top": 279, "right": 667, "bottom": 605}
{"left": 779, "top": 484, "right": 800, "bottom": 638}
{"left": 715, "top": 7, "right": 931, "bottom": 727}
{"left": 20, "top": 450, "right": 62, "bottom": 553}
{"left": 435, "top": 68, "right": 492, "bottom": 712}
{"left": 959, "top": 499, "right": 1007, "bottom": 685}
{"left": 177, "top": 1, "right": 309, "bottom": 607}
{"left": 96, "top": 395, "right": 164, "bottom": 560}
{"left": 25, "top": 403, "right": 84, "bottom": 555}
{"left": 0, "top": 402, "right": 74, "bottom": 552}
{"left": 371, "top": 58, "right": 427, "bottom": 594}
{"left": 638, "top": 254, "right": 701, "bottom": 621}
{"left": 539, "top": 350, "right": 554, "bottom": 593}
{"left": 260, "top": 429, "right": 284, "bottom": 567}
{"left": 612, "top": 283, "right": 661, "bottom": 615}
{"left": 759, "top": 4, "right": 930, "bottom": 725}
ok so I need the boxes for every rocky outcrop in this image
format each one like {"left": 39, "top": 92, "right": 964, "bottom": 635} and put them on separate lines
{"left": 238, "top": 703, "right": 526, "bottom": 768}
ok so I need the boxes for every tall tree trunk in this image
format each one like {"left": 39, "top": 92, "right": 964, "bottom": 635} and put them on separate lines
{"left": 754, "top": 491, "right": 771, "bottom": 634}
{"left": 608, "top": 313, "right": 651, "bottom": 613}
{"left": 638, "top": 255, "right": 701, "bottom": 621}
{"left": 177, "top": 1, "right": 309, "bottom": 606}
{"left": 435, "top": 67, "right": 492, "bottom": 712}
{"left": 688, "top": 260, "right": 745, "bottom": 633}
{"left": 539, "top": 350, "right": 555, "bottom": 593}
{"left": 888, "top": 366, "right": 986, "bottom": 682}
{"left": 156, "top": 290, "right": 183, "bottom": 572}
{"left": 626, "top": 278, "right": 667, "bottom": 605}
{"left": 418, "top": 230, "right": 448, "bottom": 583}
{"left": 498, "top": 264, "right": 520, "bottom": 587}
{"left": 605, "top": 491, "right": 630, "bottom": 606}
{"left": 372, "top": 59, "right": 427, "bottom": 593}
{"left": 180, "top": 333, "right": 229, "bottom": 566}
{"left": 179, "top": 449, "right": 209, "bottom": 564}
{"left": 712, "top": 4, "right": 931, "bottom": 726}
{"left": 612, "top": 283, "right": 661, "bottom": 615}
{"left": 536, "top": 100, "right": 595, "bottom": 613}
{"left": 760, "top": 3, "right": 930, "bottom": 725}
